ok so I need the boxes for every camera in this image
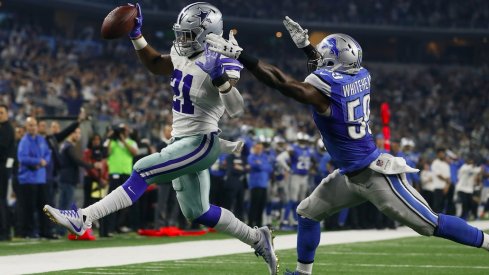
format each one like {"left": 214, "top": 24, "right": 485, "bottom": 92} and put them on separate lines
{"left": 110, "top": 123, "right": 126, "bottom": 140}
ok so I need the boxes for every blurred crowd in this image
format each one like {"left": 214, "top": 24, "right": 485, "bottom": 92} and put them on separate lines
{"left": 0, "top": 9, "right": 488, "bottom": 240}
{"left": 86, "top": 0, "right": 489, "bottom": 29}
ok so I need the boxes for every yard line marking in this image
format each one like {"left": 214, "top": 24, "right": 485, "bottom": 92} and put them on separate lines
{"left": 1, "top": 220, "right": 488, "bottom": 275}
{"left": 314, "top": 262, "right": 489, "bottom": 269}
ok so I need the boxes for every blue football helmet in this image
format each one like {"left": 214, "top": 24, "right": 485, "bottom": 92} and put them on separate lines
{"left": 308, "top": 33, "right": 363, "bottom": 74}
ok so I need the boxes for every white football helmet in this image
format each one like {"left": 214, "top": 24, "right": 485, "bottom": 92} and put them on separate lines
{"left": 173, "top": 2, "right": 223, "bottom": 57}
{"left": 308, "top": 33, "right": 362, "bottom": 74}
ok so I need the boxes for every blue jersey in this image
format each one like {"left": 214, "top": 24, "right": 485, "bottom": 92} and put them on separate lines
{"left": 290, "top": 144, "right": 313, "bottom": 175}
{"left": 305, "top": 68, "right": 380, "bottom": 174}
{"left": 209, "top": 153, "right": 227, "bottom": 177}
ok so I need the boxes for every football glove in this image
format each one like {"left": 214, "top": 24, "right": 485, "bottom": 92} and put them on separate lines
{"left": 206, "top": 31, "right": 243, "bottom": 59}
{"left": 196, "top": 44, "right": 224, "bottom": 80}
{"left": 283, "top": 16, "right": 310, "bottom": 48}
{"left": 128, "top": 3, "right": 143, "bottom": 39}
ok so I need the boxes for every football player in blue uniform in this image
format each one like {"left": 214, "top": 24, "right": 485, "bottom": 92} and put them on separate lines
{"left": 206, "top": 17, "right": 489, "bottom": 275}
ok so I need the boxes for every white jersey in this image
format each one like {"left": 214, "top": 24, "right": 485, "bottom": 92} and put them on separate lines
{"left": 169, "top": 46, "right": 242, "bottom": 137}
{"left": 455, "top": 164, "right": 482, "bottom": 194}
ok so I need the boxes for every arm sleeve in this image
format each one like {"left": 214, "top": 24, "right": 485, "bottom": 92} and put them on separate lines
{"left": 220, "top": 57, "right": 243, "bottom": 80}
{"left": 220, "top": 87, "right": 244, "bottom": 118}
{"left": 54, "top": 121, "right": 80, "bottom": 142}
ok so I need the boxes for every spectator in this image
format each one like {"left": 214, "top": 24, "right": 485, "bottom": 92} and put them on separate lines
{"left": 209, "top": 153, "right": 228, "bottom": 207}
{"left": 83, "top": 134, "right": 109, "bottom": 235}
{"left": 17, "top": 117, "right": 54, "bottom": 239}
{"left": 455, "top": 155, "right": 482, "bottom": 220}
{"left": 104, "top": 123, "right": 138, "bottom": 234}
{"left": 41, "top": 108, "right": 89, "bottom": 209}
{"left": 0, "top": 104, "right": 15, "bottom": 241}
{"left": 420, "top": 161, "right": 435, "bottom": 208}
{"left": 57, "top": 128, "right": 99, "bottom": 235}
{"left": 431, "top": 148, "right": 451, "bottom": 213}
{"left": 222, "top": 151, "right": 247, "bottom": 221}
{"left": 247, "top": 142, "right": 273, "bottom": 227}
{"left": 154, "top": 125, "right": 184, "bottom": 229}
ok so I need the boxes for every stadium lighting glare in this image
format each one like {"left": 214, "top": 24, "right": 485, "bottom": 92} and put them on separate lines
{"left": 275, "top": 31, "right": 282, "bottom": 38}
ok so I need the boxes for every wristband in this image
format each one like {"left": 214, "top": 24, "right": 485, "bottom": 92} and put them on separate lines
{"left": 131, "top": 36, "right": 148, "bottom": 50}
{"left": 217, "top": 81, "right": 231, "bottom": 93}
{"left": 212, "top": 72, "right": 230, "bottom": 88}
{"left": 237, "top": 51, "right": 259, "bottom": 70}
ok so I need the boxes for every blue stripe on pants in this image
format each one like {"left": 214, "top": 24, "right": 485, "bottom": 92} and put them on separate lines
{"left": 388, "top": 175, "right": 438, "bottom": 227}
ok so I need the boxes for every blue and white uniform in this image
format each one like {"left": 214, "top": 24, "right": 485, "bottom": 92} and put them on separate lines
{"left": 297, "top": 68, "right": 440, "bottom": 236}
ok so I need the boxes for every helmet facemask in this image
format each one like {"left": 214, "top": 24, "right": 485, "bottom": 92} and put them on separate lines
{"left": 173, "top": 25, "right": 204, "bottom": 57}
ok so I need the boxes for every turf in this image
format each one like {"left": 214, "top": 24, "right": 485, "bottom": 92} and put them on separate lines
{"left": 37, "top": 235, "right": 489, "bottom": 275}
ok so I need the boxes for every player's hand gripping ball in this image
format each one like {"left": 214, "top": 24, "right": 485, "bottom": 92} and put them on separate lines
{"left": 101, "top": 4, "right": 138, "bottom": 39}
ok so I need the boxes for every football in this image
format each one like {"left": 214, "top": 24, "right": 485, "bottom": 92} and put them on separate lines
{"left": 101, "top": 5, "right": 137, "bottom": 39}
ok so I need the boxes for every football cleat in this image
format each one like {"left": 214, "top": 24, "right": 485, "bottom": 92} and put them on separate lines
{"left": 284, "top": 269, "right": 308, "bottom": 275}
{"left": 43, "top": 204, "right": 91, "bottom": 236}
{"left": 252, "top": 226, "right": 279, "bottom": 275}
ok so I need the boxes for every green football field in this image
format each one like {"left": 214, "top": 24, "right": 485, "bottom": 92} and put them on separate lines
{"left": 5, "top": 232, "right": 487, "bottom": 275}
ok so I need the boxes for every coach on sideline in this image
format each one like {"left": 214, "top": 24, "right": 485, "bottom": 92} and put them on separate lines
{"left": 0, "top": 104, "right": 15, "bottom": 241}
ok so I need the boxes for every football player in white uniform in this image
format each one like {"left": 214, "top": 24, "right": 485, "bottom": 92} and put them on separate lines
{"left": 43, "top": 3, "right": 278, "bottom": 274}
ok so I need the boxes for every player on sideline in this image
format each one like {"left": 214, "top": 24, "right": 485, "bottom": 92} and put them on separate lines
{"left": 43, "top": 3, "right": 278, "bottom": 274}
{"left": 205, "top": 17, "right": 489, "bottom": 275}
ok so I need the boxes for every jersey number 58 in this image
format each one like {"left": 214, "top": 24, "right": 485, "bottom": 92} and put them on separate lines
{"left": 346, "top": 94, "right": 371, "bottom": 139}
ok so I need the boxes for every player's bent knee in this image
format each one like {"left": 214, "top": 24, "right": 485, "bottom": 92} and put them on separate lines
{"left": 180, "top": 207, "right": 206, "bottom": 222}
{"left": 297, "top": 197, "right": 325, "bottom": 222}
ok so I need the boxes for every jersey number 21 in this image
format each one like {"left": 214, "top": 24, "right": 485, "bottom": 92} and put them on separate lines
{"left": 172, "top": 69, "right": 195, "bottom": 115}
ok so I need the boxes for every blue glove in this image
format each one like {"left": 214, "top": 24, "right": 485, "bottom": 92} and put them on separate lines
{"left": 128, "top": 3, "right": 143, "bottom": 39}
{"left": 196, "top": 44, "right": 226, "bottom": 80}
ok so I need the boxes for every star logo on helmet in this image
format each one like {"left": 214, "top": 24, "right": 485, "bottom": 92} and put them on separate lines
{"left": 195, "top": 9, "right": 210, "bottom": 24}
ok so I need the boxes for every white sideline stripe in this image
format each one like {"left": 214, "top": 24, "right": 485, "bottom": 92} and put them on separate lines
{"left": 1, "top": 220, "right": 489, "bottom": 275}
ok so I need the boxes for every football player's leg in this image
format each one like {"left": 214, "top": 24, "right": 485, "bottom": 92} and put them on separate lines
{"left": 293, "top": 170, "right": 365, "bottom": 275}
{"left": 368, "top": 172, "right": 489, "bottom": 249}
{"left": 176, "top": 170, "right": 278, "bottom": 274}
{"left": 45, "top": 133, "right": 219, "bottom": 235}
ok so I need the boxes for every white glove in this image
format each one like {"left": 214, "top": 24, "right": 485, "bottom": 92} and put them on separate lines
{"left": 283, "top": 16, "right": 310, "bottom": 48}
{"left": 206, "top": 30, "right": 243, "bottom": 59}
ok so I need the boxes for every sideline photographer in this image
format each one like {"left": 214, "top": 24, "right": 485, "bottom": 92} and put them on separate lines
{"left": 101, "top": 123, "right": 138, "bottom": 236}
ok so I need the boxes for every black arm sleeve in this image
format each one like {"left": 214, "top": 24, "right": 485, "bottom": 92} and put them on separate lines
{"left": 54, "top": 121, "right": 80, "bottom": 142}
{"left": 67, "top": 145, "right": 92, "bottom": 169}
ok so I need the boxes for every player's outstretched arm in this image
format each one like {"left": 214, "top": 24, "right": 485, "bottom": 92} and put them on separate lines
{"left": 128, "top": 3, "right": 173, "bottom": 76}
{"left": 283, "top": 16, "right": 320, "bottom": 60}
{"left": 206, "top": 33, "right": 329, "bottom": 113}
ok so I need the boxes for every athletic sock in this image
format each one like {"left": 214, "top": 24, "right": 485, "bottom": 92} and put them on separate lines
{"left": 196, "top": 205, "right": 260, "bottom": 245}
{"left": 84, "top": 171, "right": 147, "bottom": 221}
{"left": 296, "top": 262, "right": 313, "bottom": 275}
{"left": 434, "top": 214, "right": 484, "bottom": 248}
{"left": 480, "top": 233, "right": 489, "bottom": 250}
{"left": 296, "top": 215, "right": 320, "bottom": 274}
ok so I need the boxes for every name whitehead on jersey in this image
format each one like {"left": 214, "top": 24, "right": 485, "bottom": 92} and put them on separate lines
{"left": 342, "top": 75, "right": 371, "bottom": 97}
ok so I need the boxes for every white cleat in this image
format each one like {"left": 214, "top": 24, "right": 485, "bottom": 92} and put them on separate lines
{"left": 252, "top": 226, "right": 279, "bottom": 275}
{"left": 43, "top": 204, "right": 91, "bottom": 236}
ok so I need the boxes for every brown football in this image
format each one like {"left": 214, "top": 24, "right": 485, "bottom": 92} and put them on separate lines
{"left": 101, "top": 5, "right": 137, "bottom": 40}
